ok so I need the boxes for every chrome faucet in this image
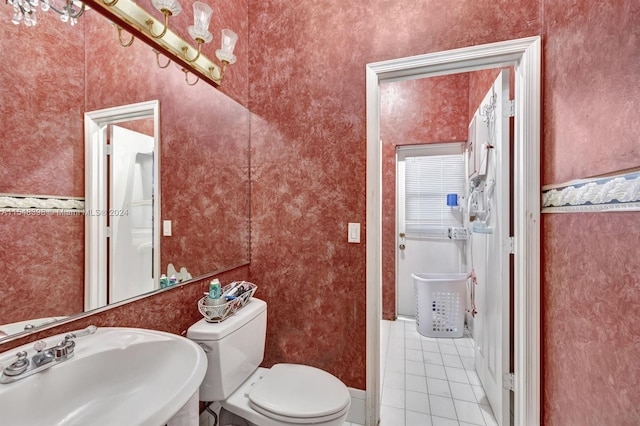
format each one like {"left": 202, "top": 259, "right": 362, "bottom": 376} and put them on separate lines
{"left": 0, "top": 325, "right": 97, "bottom": 384}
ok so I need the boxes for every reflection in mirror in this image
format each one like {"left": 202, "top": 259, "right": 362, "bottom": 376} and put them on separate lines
{"left": 0, "top": 6, "right": 250, "bottom": 342}
{"left": 84, "top": 101, "right": 161, "bottom": 311}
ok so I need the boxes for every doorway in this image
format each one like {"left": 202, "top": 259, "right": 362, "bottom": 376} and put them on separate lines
{"left": 365, "top": 37, "right": 541, "bottom": 426}
{"left": 84, "top": 100, "right": 161, "bottom": 311}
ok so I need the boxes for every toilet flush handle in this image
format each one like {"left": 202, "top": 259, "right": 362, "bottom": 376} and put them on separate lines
{"left": 197, "top": 342, "right": 213, "bottom": 353}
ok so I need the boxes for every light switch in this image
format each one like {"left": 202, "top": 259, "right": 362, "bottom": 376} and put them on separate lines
{"left": 348, "top": 222, "right": 360, "bottom": 243}
{"left": 163, "top": 220, "right": 172, "bottom": 236}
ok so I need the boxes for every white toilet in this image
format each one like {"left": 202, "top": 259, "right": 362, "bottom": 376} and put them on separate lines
{"left": 187, "top": 298, "right": 351, "bottom": 426}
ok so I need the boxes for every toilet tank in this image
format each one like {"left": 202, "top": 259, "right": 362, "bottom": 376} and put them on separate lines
{"left": 187, "top": 298, "right": 267, "bottom": 401}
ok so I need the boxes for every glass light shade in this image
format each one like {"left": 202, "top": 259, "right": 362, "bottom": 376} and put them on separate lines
{"left": 215, "top": 29, "right": 238, "bottom": 64}
{"left": 188, "top": 2, "right": 213, "bottom": 43}
{"left": 151, "top": 0, "right": 181, "bottom": 16}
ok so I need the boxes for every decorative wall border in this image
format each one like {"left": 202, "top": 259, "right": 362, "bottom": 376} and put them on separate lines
{"left": 0, "top": 194, "right": 85, "bottom": 213}
{"left": 542, "top": 171, "right": 640, "bottom": 213}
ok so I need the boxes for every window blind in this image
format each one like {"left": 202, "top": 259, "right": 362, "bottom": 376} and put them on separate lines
{"left": 404, "top": 153, "right": 465, "bottom": 237}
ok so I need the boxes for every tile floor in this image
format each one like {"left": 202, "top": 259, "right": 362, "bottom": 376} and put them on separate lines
{"left": 376, "top": 318, "right": 498, "bottom": 426}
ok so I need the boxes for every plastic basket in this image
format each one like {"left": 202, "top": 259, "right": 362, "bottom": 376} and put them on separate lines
{"left": 412, "top": 273, "right": 467, "bottom": 338}
{"left": 197, "top": 281, "right": 257, "bottom": 323}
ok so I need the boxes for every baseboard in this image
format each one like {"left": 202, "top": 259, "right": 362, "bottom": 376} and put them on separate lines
{"left": 346, "top": 388, "right": 366, "bottom": 425}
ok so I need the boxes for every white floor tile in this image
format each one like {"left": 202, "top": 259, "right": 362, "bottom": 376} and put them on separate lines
{"left": 406, "top": 374, "right": 428, "bottom": 393}
{"left": 471, "top": 385, "right": 488, "bottom": 405}
{"left": 445, "top": 366, "right": 469, "bottom": 384}
{"left": 422, "top": 341, "right": 440, "bottom": 353}
{"left": 427, "top": 377, "right": 452, "bottom": 398}
{"left": 425, "top": 363, "right": 448, "bottom": 380}
{"left": 461, "top": 356, "right": 475, "bottom": 370}
{"left": 457, "top": 345, "right": 475, "bottom": 358}
{"left": 406, "top": 410, "right": 432, "bottom": 426}
{"left": 423, "top": 351, "right": 444, "bottom": 366}
{"left": 380, "top": 405, "right": 405, "bottom": 426}
{"left": 405, "top": 390, "right": 430, "bottom": 414}
{"left": 449, "top": 382, "right": 476, "bottom": 403}
{"left": 381, "top": 320, "right": 497, "bottom": 426}
{"left": 406, "top": 360, "right": 426, "bottom": 376}
{"left": 406, "top": 348, "right": 424, "bottom": 362}
{"left": 439, "top": 343, "right": 460, "bottom": 355}
{"left": 441, "top": 354, "right": 464, "bottom": 368}
{"left": 382, "top": 387, "right": 405, "bottom": 409}
{"left": 429, "top": 395, "right": 457, "bottom": 420}
{"left": 384, "top": 371, "right": 405, "bottom": 389}
{"left": 431, "top": 416, "right": 459, "bottom": 426}
{"left": 405, "top": 339, "right": 423, "bottom": 350}
{"left": 453, "top": 399, "right": 485, "bottom": 425}
{"left": 465, "top": 369, "right": 482, "bottom": 386}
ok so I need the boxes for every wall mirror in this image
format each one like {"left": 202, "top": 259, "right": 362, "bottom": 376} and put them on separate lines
{"left": 0, "top": 4, "right": 250, "bottom": 342}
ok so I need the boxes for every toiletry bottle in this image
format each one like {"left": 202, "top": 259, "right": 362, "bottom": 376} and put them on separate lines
{"left": 160, "top": 274, "right": 169, "bottom": 289}
{"left": 209, "top": 279, "right": 222, "bottom": 304}
{"left": 169, "top": 274, "right": 177, "bottom": 286}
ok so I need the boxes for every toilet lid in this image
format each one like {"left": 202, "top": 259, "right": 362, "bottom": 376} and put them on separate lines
{"left": 247, "top": 364, "right": 350, "bottom": 422}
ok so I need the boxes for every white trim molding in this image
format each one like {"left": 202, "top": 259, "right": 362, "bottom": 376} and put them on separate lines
{"left": 542, "top": 171, "right": 640, "bottom": 213}
{"left": 366, "top": 36, "right": 541, "bottom": 426}
{"left": 0, "top": 194, "right": 84, "bottom": 212}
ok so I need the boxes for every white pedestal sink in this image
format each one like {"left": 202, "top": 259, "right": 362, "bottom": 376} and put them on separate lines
{"left": 0, "top": 327, "right": 207, "bottom": 425}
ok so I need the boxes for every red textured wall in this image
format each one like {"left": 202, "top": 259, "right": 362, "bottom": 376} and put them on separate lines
{"left": 0, "top": 13, "right": 86, "bottom": 325}
{"left": 380, "top": 75, "right": 469, "bottom": 320}
{"left": 541, "top": 0, "right": 640, "bottom": 424}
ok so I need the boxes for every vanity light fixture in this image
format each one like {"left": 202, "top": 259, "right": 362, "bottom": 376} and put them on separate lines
{"left": 145, "top": 0, "right": 182, "bottom": 39}
{"left": 101, "top": 0, "right": 238, "bottom": 85}
{"left": 7, "top": 0, "right": 85, "bottom": 26}
{"left": 181, "top": 1, "right": 212, "bottom": 63}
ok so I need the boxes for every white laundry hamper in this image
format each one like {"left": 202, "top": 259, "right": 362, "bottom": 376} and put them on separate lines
{"left": 412, "top": 273, "right": 468, "bottom": 338}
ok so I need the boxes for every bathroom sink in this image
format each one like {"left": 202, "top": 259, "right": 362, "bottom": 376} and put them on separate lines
{"left": 0, "top": 327, "right": 207, "bottom": 425}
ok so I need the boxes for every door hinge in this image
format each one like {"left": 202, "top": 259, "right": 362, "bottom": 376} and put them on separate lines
{"left": 505, "top": 99, "right": 515, "bottom": 118}
{"left": 105, "top": 144, "right": 112, "bottom": 155}
{"left": 505, "top": 236, "right": 515, "bottom": 254}
{"left": 106, "top": 226, "right": 111, "bottom": 238}
{"left": 503, "top": 372, "right": 514, "bottom": 391}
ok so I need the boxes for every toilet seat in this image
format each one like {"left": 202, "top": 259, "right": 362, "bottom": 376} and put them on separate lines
{"left": 246, "top": 364, "right": 350, "bottom": 424}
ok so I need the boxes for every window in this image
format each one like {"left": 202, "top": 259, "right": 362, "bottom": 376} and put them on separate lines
{"left": 399, "top": 144, "right": 465, "bottom": 237}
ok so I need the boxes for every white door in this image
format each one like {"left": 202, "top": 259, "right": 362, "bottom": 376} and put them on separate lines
{"left": 470, "top": 69, "right": 511, "bottom": 425}
{"left": 396, "top": 144, "right": 466, "bottom": 318}
{"left": 109, "top": 125, "right": 156, "bottom": 304}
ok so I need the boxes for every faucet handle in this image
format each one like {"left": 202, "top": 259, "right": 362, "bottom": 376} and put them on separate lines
{"left": 33, "top": 341, "right": 47, "bottom": 352}
{"left": 2, "top": 351, "right": 29, "bottom": 377}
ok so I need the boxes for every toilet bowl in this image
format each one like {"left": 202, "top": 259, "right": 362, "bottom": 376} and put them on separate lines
{"left": 187, "top": 298, "right": 350, "bottom": 426}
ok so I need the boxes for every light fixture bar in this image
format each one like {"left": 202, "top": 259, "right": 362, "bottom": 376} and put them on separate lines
{"left": 94, "top": 0, "right": 224, "bottom": 85}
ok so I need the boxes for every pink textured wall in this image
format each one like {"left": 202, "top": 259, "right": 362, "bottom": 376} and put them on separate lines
{"left": 247, "top": 0, "right": 540, "bottom": 390}
{"left": 380, "top": 75, "right": 469, "bottom": 320}
{"left": 542, "top": 1, "right": 640, "bottom": 424}
{"left": 0, "top": 13, "right": 86, "bottom": 326}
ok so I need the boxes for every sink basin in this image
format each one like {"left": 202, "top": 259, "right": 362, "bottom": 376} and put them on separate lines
{"left": 0, "top": 327, "right": 207, "bottom": 425}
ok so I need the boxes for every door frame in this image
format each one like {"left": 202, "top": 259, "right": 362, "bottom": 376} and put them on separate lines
{"left": 365, "top": 37, "right": 541, "bottom": 425}
{"left": 84, "top": 100, "right": 161, "bottom": 311}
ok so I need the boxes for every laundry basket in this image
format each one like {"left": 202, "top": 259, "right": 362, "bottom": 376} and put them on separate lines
{"left": 412, "top": 273, "right": 468, "bottom": 338}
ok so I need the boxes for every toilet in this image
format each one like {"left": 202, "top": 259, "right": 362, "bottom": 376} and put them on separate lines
{"left": 187, "top": 298, "right": 351, "bottom": 426}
